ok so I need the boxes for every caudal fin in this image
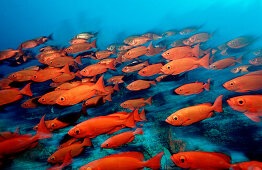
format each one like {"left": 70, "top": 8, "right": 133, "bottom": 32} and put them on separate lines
{"left": 60, "top": 151, "right": 73, "bottom": 168}
{"left": 75, "top": 70, "right": 82, "bottom": 78}
{"left": 82, "top": 138, "right": 92, "bottom": 147}
{"left": 61, "top": 64, "right": 70, "bottom": 74}
{"left": 94, "top": 75, "right": 106, "bottom": 93}
{"left": 192, "top": 43, "right": 200, "bottom": 57}
{"left": 113, "top": 84, "right": 120, "bottom": 91}
{"left": 139, "top": 108, "right": 147, "bottom": 121}
{"left": 74, "top": 56, "right": 82, "bottom": 65}
{"left": 124, "top": 110, "right": 136, "bottom": 128}
{"left": 106, "top": 60, "right": 116, "bottom": 70}
{"left": 144, "top": 152, "right": 164, "bottom": 170}
{"left": 20, "top": 83, "right": 33, "bottom": 96}
{"left": 145, "top": 96, "right": 152, "bottom": 105}
{"left": 34, "top": 115, "right": 53, "bottom": 140}
{"left": 236, "top": 55, "right": 242, "bottom": 64}
{"left": 104, "top": 94, "right": 112, "bottom": 102}
{"left": 90, "top": 39, "right": 97, "bottom": 49}
{"left": 204, "top": 78, "right": 211, "bottom": 91}
{"left": 134, "top": 128, "right": 144, "bottom": 135}
{"left": 198, "top": 53, "right": 210, "bottom": 69}
{"left": 213, "top": 95, "right": 223, "bottom": 112}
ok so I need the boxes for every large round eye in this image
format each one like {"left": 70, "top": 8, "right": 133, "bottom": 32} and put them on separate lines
{"left": 42, "top": 98, "right": 45, "bottom": 102}
{"left": 106, "top": 144, "right": 109, "bottom": 147}
{"left": 123, "top": 103, "right": 126, "bottom": 106}
{"left": 50, "top": 156, "right": 55, "bottom": 161}
{"left": 173, "top": 116, "right": 178, "bottom": 120}
{"left": 12, "top": 74, "right": 16, "bottom": 78}
{"left": 60, "top": 97, "right": 65, "bottom": 101}
{"left": 142, "top": 71, "right": 145, "bottom": 74}
{"left": 179, "top": 88, "right": 182, "bottom": 91}
{"left": 50, "top": 61, "right": 53, "bottom": 64}
{"left": 237, "top": 98, "right": 245, "bottom": 105}
{"left": 75, "top": 128, "right": 80, "bottom": 135}
{"left": 179, "top": 156, "right": 186, "bottom": 163}
{"left": 33, "top": 75, "right": 37, "bottom": 79}
{"left": 51, "top": 123, "right": 56, "bottom": 127}
{"left": 83, "top": 70, "right": 86, "bottom": 73}
{"left": 167, "top": 66, "right": 171, "bottom": 69}
{"left": 127, "top": 52, "right": 130, "bottom": 55}
{"left": 167, "top": 52, "right": 170, "bottom": 55}
{"left": 230, "top": 82, "right": 234, "bottom": 86}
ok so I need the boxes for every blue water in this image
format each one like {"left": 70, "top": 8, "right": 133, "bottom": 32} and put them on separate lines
{"left": 0, "top": 0, "right": 262, "bottom": 169}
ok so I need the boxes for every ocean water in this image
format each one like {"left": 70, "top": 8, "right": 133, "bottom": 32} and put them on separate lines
{"left": 0, "top": 0, "right": 262, "bottom": 169}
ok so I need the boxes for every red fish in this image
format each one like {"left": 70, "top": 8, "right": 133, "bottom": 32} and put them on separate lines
{"left": 64, "top": 40, "right": 96, "bottom": 54}
{"left": 123, "top": 46, "right": 148, "bottom": 59}
{"left": 19, "top": 35, "right": 52, "bottom": 49}
{"left": 166, "top": 95, "right": 223, "bottom": 126}
{"left": 107, "top": 75, "right": 125, "bottom": 84}
{"left": 21, "top": 96, "right": 40, "bottom": 108}
{"left": 146, "top": 42, "right": 165, "bottom": 56}
{"left": 231, "top": 65, "right": 251, "bottom": 73}
{"left": 227, "top": 95, "right": 262, "bottom": 122}
{"left": 94, "top": 50, "right": 115, "bottom": 60}
{"left": 226, "top": 36, "right": 253, "bottom": 49}
{"left": 230, "top": 161, "right": 262, "bottom": 170}
{"left": 0, "top": 128, "right": 20, "bottom": 142}
{"left": 210, "top": 56, "right": 242, "bottom": 70}
{"left": 55, "top": 81, "right": 82, "bottom": 91}
{"left": 46, "top": 151, "right": 72, "bottom": 170}
{"left": 125, "top": 36, "right": 151, "bottom": 46}
{"left": 0, "top": 83, "right": 32, "bottom": 106}
{"left": 138, "top": 63, "right": 163, "bottom": 76}
{"left": 0, "top": 115, "right": 52, "bottom": 159}
{"left": 126, "top": 80, "right": 156, "bottom": 91}
{"left": 122, "top": 60, "right": 149, "bottom": 73}
{"left": 162, "top": 44, "right": 200, "bottom": 60}
{"left": 183, "top": 33, "right": 213, "bottom": 46}
{"left": 52, "top": 71, "right": 81, "bottom": 83}
{"left": 46, "top": 56, "right": 82, "bottom": 67}
{"left": 174, "top": 79, "right": 210, "bottom": 95}
{"left": 38, "top": 90, "right": 67, "bottom": 105}
{"left": 101, "top": 128, "right": 143, "bottom": 149}
{"left": 8, "top": 70, "right": 38, "bottom": 82}
{"left": 120, "top": 97, "right": 152, "bottom": 110}
{"left": 170, "top": 151, "right": 231, "bottom": 169}
{"left": 223, "top": 70, "right": 262, "bottom": 92}
{"left": 161, "top": 54, "right": 210, "bottom": 75}
{"left": 79, "top": 151, "right": 164, "bottom": 170}
{"left": 0, "top": 49, "right": 20, "bottom": 60}
{"left": 80, "top": 61, "right": 115, "bottom": 77}
{"left": 0, "top": 78, "right": 13, "bottom": 89}
{"left": 69, "top": 38, "right": 87, "bottom": 44}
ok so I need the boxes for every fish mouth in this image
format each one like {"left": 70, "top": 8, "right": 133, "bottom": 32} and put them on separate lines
{"left": 165, "top": 118, "right": 172, "bottom": 124}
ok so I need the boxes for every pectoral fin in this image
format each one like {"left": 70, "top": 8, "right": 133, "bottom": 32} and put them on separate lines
{"left": 243, "top": 112, "right": 261, "bottom": 122}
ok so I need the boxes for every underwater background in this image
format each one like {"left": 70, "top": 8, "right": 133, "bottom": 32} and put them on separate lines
{"left": 0, "top": 0, "right": 262, "bottom": 169}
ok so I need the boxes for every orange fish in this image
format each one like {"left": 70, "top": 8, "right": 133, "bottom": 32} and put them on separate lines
{"left": 21, "top": 96, "right": 40, "bottom": 108}
{"left": 183, "top": 33, "right": 213, "bottom": 46}
{"left": 122, "top": 60, "right": 149, "bottom": 73}
{"left": 142, "top": 33, "right": 162, "bottom": 40}
{"left": 38, "top": 90, "right": 67, "bottom": 105}
{"left": 68, "top": 111, "right": 136, "bottom": 138}
{"left": 249, "top": 56, "right": 262, "bottom": 65}
{"left": 161, "top": 54, "right": 210, "bottom": 75}
{"left": 55, "top": 81, "right": 82, "bottom": 91}
{"left": 46, "top": 151, "right": 72, "bottom": 170}
{"left": 223, "top": 70, "right": 262, "bottom": 92}
{"left": 69, "top": 38, "right": 87, "bottom": 44}
{"left": 79, "top": 151, "right": 164, "bottom": 170}
{"left": 19, "top": 35, "right": 52, "bottom": 49}
{"left": 126, "top": 80, "right": 156, "bottom": 91}
{"left": 81, "top": 76, "right": 97, "bottom": 83}
{"left": 227, "top": 36, "right": 253, "bottom": 49}
{"left": 0, "top": 49, "right": 20, "bottom": 60}
{"left": 123, "top": 46, "right": 148, "bottom": 59}
{"left": 146, "top": 42, "right": 165, "bottom": 56}
{"left": 101, "top": 128, "right": 143, "bottom": 149}
{"left": 46, "top": 56, "right": 82, "bottom": 67}
{"left": 97, "top": 58, "right": 117, "bottom": 66}
{"left": 80, "top": 62, "right": 115, "bottom": 77}
{"left": 125, "top": 36, "right": 151, "bottom": 46}
{"left": 179, "top": 26, "right": 201, "bottom": 35}
{"left": 162, "top": 30, "right": 177, "bottom": 37}
{"left": 210, "top": 56, "right": 242, "bottom": 70}
{"left": 0, "top": 115, "right": 52, "bottom": 159}
{"left": 120, "top": 97, "right": 152, "bottom": 110}
{"left": 107, "top": 75, "right": 125, "bottom": 84}
{"left": 230, "top": 161, "right": 262, "bottom": 170}
{"left": 32, "top": 65, "right": 70, "bottom": 82}
{"left": 48, "top": 138, "right": 91, "bottom": 164}
{"left": 155, "top": 74, "right": 169, "bottom": 82}
{"left": 94, "top": 50, "right": 115, "bottom": 60}
{"left": 0, "top": 83, "right": 32, "bottom": 106}
{"left": 170, "top": 151, "right": 231, "bottom": 169}
{"left": 56, "top": 75, "right": 106, "bottom": 106}
{"left": 166, "top": 95, "right": 223, "bottom": 126}
{"left": 0, "top": 78, "right": 13, "bottom": 89}
{"left": 170, "top": 38, "right": 186, "bottom": 47}
{"left": 227, "top": 95, "right": 262, "bottom": 122}
{"left": 162, "top": 44, "right": 200, "bottom": 60}
{"left": 174, "top": 79, "right": 210, "bottom": 95}
{"left": 96, "top": 84, "right": 119, "bottom": 96}
{"left": 52, "top": 71, "right": 81, "bottom": 83}
{"left": 8, "top": 70, "right": 38, "bottom": 82}
{"left": 138, "top": 63, "right": 163, "bottom": 76}
{"left": 231, "top": 65, "right": 251, "bottom": 73}
{"left": 38, "top": 50, "right": 66, "bottom": 64}
{"left": 0, "top": 128, "right": 20, "bottom": 142}
{"left": 58, "top": 138, "right": 78, "bottom": 149}
{"left": 83, "top": 95, "right": 106, "bottom": 107}
{"left": 64, "top": 40, "right": 96, "bottom": 54}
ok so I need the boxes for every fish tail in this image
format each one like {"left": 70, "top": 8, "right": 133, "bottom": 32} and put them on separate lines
{"left": 60, "top": 151, "right": 73, "bottom": 168}
{"left": 103, "top": 94, "right": 112, "bottom": 102}
{"left": 198, "top": 53, "right": 210, "bottom": 69}
{"left": 82, "top": 138, "right": 92, "bottom": 147}
{"left": 47, "top": 33, "right": 53, "bottom": 40}
{"left": 94, "top": 75, "right": 106, "bottom": 93}
{"left": 75, "top": 70, "right": 82, "bottom": 78}
{"left": 133, "top": 109, "right": 142, "bottom": 122}
{"left": 144, "top": 152, "right": 164, "bottom": 170}
{"left": 146, "top": 96, "right": 152, "bottom": 105}
{"left": 61, "top": 64, "right": 70, "bottom": 74}
{"left": 192, "top": 43, "right": 200, "bottom": 57}
{"left": 144, "top": 60, "right": 149, "bottom": 66}
{"left": 74, "top": 56, "right": 82, "bottom": 65}
{"left": 209, "top": 55, "right": 214, "bottom": 64}
{"left": 139, "top": 108, "right": 147, "bottom": 121}
{"left": 20, "top": 83, "right": 33, "bottom": 96}
{"left": 125, "top": 110, "right": 136, "bottom": 127}
{"left": 90, "top": 39, "right": 97, "bottom": 49}
{"left": 134, "top": 128, "right": 144, "bottom": 135}
{"left": 236, "top": 55, "right": 242, "bottom": 64}
{"left": 151, "top": 81, "right": 156, "bottom": 85}
{"left": 213, "top": 95, "right": 223, "bottom": 112}
{"left": 204, "top": 78, "right": 211, "bottom": 91}
{"left": 113, "top": 84, "right": 120, "bottom": 91}
{"left": 34, "top": 115, "right": 53, "bottom": 140}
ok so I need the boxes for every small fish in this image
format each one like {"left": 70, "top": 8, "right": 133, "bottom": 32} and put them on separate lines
{"left": 179, "top": 26, "right": 201, "bottom": 35}
{"left": 0, "top": 49, "right": 20, "bottom": 61}
{"left": 146, "top": 42, "right": 166, "bottom": 56}
{"left": 69, "top": 38, "right": 88, "bottom": 44}
{"left": 52, "top": 71, "right": 81, "bottom": 83}
{"left": 46, "top": 56, "right": 82, "bottom": 67}
{"left": 58, "top": 138, "right": 78, "bottom": 149}
{"left": 8, "top": 70, "right": 38, "bottom": 82}
{"left": 227, "top": 95, "right": 262, "bottom": 122}
{"left": 249, "top": 56, "right": 262, "bottom": 65}
{"left": 155, "top": 75, "right": 169, "bottom": 82}
{"left": 120, "top": 97, "right": 152, "bottom": 110}
{"left": 46, "top": 151, "right": 72, "bottom": 170}
{"left": 183, "top": 33, "right": 213, "bottom": 46}
{"left": 97, "top": 58, "right": 117, "bottom": 66}
{"left": 107, "top": 75, "right": 125, "bottom": 84}
{"left": 162, "top": 44, "right": 200, "bottom": 60}
{"left": 223, "top": 70, "right": 262, "bottom": 92}
{"left": 122, "top": 60, "right": 149, "bottom": 73}
{"left": 174, "top": 79, "right": 210, "bottom": 95}
{"left": 79, "top": 152, "right": 164, "bottom": 170}
{"left": 74, "top": 32, "right": 97, "bottom": 40}
{"left": 0, "top": 78, "right": 13, "bottom": 89}
{"left": 170, "top": 38, "right": 187, "bottom": 47}
{"left": 231, "top": 65, "right": 251, "bottom": 73}
{"left": 38, "top": 90, "right": 67, "bottom": 105}
{"left": 166, "top": 95, "right": 223, "bottom": 126}
{"left": 0, "top": 128, "right": 20, "bottom": 142}
{"left": 138, "top": 63, "right": 163, "bottom": 76}
{"left": 230, "top": 161, "right": 262, "bottom": 170}
{"left": 170, "top": 151, "right": 231, "bottom": 169}
{"left": 94, "top": 50, "right": 115, "bottom": 60}
{"left": 80, "top": 61, "right": 115, "bottom": 77}
{"left": 142, "top": 33, "right": 162, "bottom": 40}
{"left": 123, "top": 46, "right": 148, "bottom": 59}
{"left": 210, "top": 56, "right": 242, "bottom": 70}
{"left": 126, "top": 80, "right": 156, "bottom": 91}
{"left": 227, "top": 36, "right": 253, "bottom": 49}
{"left": 162, "top": 30, "right": 177, "bottom": 37}
{"left": 21, "top": 96, "right": 41, "bottom": 108}
{"left": 64, "top": 40, "right": 96, "bottom": 54}
{"left": 19, "top": 34, "right": 52, "bottom": 49}
{"left": 125, "top": 36, "right": 151, "bottom": 46}
{"left": 55, "top": 81, "right": 82, "bottom": 91}
{"left": 101, "top": 128, "right": 143, "bottom": 149}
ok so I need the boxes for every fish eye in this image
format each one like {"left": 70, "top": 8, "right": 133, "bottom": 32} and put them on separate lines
{"left": 167, "top": 52, "right": 170, "bottom": 55}
{"left": 106, "top": 144, "right": 109, "bottom": 147}
{"left": 173, "top": 116, "right": 178, "bottom": 120}
{"left": 51, "top": 123, "right": 56, "bottom": 127}
{"left": 75, "top": 128, "right": 80, "bottom": 135}
{"left": 42, "top": 98, "right": 45, "bottom": 101}
{"left": 179, "top": 89, "right": 182, "bottom": 91}
{"left": 12, "top": 74, "right": 16, "bottom": 77}
{"left": 34, "top": 125, "right": 38, "bottom": 130}
{"left": 50, "top": 61, "right": 52, "bottom": 64}
{"left": 83, "top": 70, "right": 86, "bottom": 73}
{"left": 33, "top": 75, "right": 37, "bottom": 79}
{"left": 60, "top": 97, "right": 65, "bottom": 101}
{"left": 230, "top": 82, "right": 234, "bottom": 86}
{"left": 179, "top": 156, "right": 186, "bottom": 163}
{"left": 50, "top": 156, "right": 55, "bottom": 161}
{"left": 142, "top": 71, "right": 145, "bottom": 74}
{"left": 167, "top": 66, "right": 171, "bottom": 69}
{"left": 127, "top": 52, "right": 130, "bottom": 55}
{"left": 237, "top": 99, "right": 245, "bottom": 105}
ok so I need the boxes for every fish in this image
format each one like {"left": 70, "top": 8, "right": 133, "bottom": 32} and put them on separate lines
{"left": 21, "top": 96, "right": 41, "bottom": 108}
{"left": 19, "top": 34, "right": 52, "bottom": 49}
{"left": 183, "top": 33, "right": 213, "bottom": 46}
{"left": 38, "top": 50, "right": 66, "bottom": 64}
{"left": 120, "top": 97, "right": 152, "bottom": 110}
{"left": 79, "top": 151, "right": 164, "bottom": 170}
{"left": 125, "top": 36, "right": 151, "bottom": 46}
{"left": 0, "top": 115, "right": 52, "bottom": 159}
{"left": 68, "top": 110, "right": 136, "bottom": 138}
{"left": 170, "top": 38, "right": 187, "bottom": 47}
{"left": 0, "top": 83, "right": 32, "bottom": 106}
{"left": 69, "top": 38, "right": 88, "bottom": 44}
{"left": 142, "top": 33, "right": 162, "bottom": 40}
{"left": 161, "top": 44, "right": 200, "bottom": 60}
{"left": 46, "top": 151, "right": 72, "bottom": 170}
{"left": 170, "top": 151, "right": 231, "bottom": 169}
{"left": 227, "top": 36, "right": 253, "bottom": 49}
{"left": 138, "top": 63, "right": 163, "bottom": 76}
{"left": 8, "top": 69, "right": 38, "bottom": 82}
{"left": 174, "top": 79, "right": 210, "bottom": 95}
{"left": 126, "top": 80, "right": 156, "bottom": 91}
{"left": 48, "top": 138, "right": 91, "bottom": 164}
{"left": 122, "top": 60, "right": 149, "bottom": 73}
{"left": 32, "top": 65, "right": 70, "bottom": 82}
{"left": 80, "top": 61, "right": 115, "bottom": 77}
{"left": 146, "top": 42, "right": 166, "bottom": 56}
{"left": 94, "top": 50, "right": 115, "bottom": 60}
{"left": 223, "top": 70, "right": 262, "bottom": 92}
{"left": 107, "top": 75, "right": 125, "bottom": 84}
{"left": 155, "top": 75, "right": 169, "bottom": 82}
{"left": 34, "top": 118, "right": 69, "bottom": 132}
{"left": 46, "top": 56, "right": 82, "bottom": 67}
{"left": 101, "top": 128, "right": 144, "bottom": 149}
{"left": 52, "top": 71, "right": 81, "bottom": 83}
{"left": 38, "top": 90, "right": 67, "bottom": 105}
{"left": 122, "top": 46, "right": 148, "bottom": 59}
{"left": 161, "top": 54, "right": 210, "bottom": 75}
{"left": 210, "top": 56, "right": 242, "bottom": 70}
{"left": 0, "top": 49, "right": 20, "bottom": 60}
{"left": 56, "top": 75, "right": 106, "bottom": 106}
{"left": 96, "top": 84, "right": 119, "bottom": 96}
{"left": 0, "top": 128, "right": 20, "bottom": 142}
{"left": 179, "top": 26, "right": 201, "bottom": 35}
{"left": 227, "top": 95, "right": 262, "bottom": 122}
{"left": 97, "top": 58, "right": 117, "bottom": 67}
{"left": 249, "top": 56, "right": 262, "bottom": 65}
{"left": 64, "top": 40, "right": 96, "bottom": 54}
{"left": 74, "top": 32, "right": 97, "bottom": 40}
{"left": 166, "top": 95, "right": 223, "bottom": 126}
{"left": 0, "top": 78, "right": 13, "bottom": 89}
{"left": 55, "top": 81, "right": 82, "bottom": 91}
{"left": 231, "top": 65, "right": 251, "bottom": 73}
{"left": 58, "top": 138, "right": 78, "bottom": 149}
{"left": 230, "top": 161, "right": 262, "bottom": 170}
{"left": 162, "top": 30, "right": 177, "bottom": 37}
